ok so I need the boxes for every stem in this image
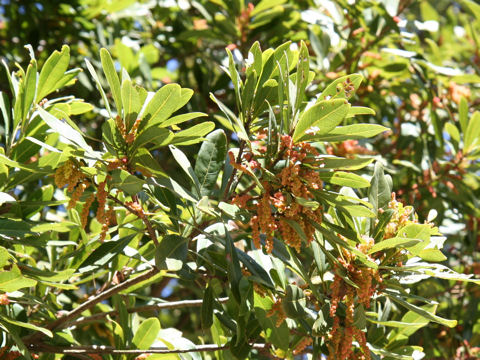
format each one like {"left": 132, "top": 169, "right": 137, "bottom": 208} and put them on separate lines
{"left": 62, "top": 297, "right": 229, "bottom": 329}
{"left": 108, "top": 194, "right": 159, "bottom": 246}
{"left": 23, "top": 267, "right": 159, "bottom": 345}
{"left": 223, "top": 140, "right": 246, "bottom": 200}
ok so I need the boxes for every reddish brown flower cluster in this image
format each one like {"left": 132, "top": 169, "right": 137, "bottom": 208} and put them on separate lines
{"left": 242, "top": 268, "right": 267, "bottom": 297}
{"left": 0, "top": 347, "right": 21, "bottom": 360}
{"left": 231, "top": 134, "right": 323, "bottom": 253}
{"left": 293, "top": 336, "right": 313, "bottom": 355}
{"left": 326, "top": 140, "right": 373, "bottom": 158}
{"left": 267, "top": 297, "right": 287, "bottom": 327}
{"left": 125, "top": 200, "right": 145, "bottom": 219}
{"left": 328, "top": 239, "right": 380, "bottom": 360}
{"left": 383, "top": 193, "right": 416, "bottom": 240}
{"left": 115, "top": 115, "right": 141, "bottom": 145}
{"left": 0, "top": 293, "right": 9, "bottom": 305}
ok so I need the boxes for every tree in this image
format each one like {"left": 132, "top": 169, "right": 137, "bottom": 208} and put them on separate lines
{"left": 0, "top": 1, "right": 480, "bottom": 359}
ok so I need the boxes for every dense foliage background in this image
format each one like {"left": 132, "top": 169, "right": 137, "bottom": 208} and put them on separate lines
{"left": 1, "top": 0, "right": 480, "bottom": 359}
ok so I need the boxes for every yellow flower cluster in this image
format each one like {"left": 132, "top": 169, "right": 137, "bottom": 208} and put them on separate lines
{"left": 54, "top": 160, "right": 84, "bottom": 192}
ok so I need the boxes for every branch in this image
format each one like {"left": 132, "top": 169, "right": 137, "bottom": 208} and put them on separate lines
{"left": 29, "top": 343, "right": 270, "bottom": 355}
{"left": 23, "top": 267, "right": 159, "bottom": 345}
{"left": 63, "top": 297, "right": 230, "bottom": 329}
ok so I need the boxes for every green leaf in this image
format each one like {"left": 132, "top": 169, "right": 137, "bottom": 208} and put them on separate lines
{"left": 0, "top": 265, "right": 37, "bottom": 292}
{"left": 31, "top": 221, "right": 79, "bottom": 233}
{"left": 253, "top": 294, "right": 289, "bottom": 350}
{"left": 459, "top": 96, "right": 468, "bottom": 133}
{"left": 292, "top": 99, "right": 350, "bottom": 143}
{"left": 346, "top": 106, "right": 376, "bottom": 118}
{"left": 151, "top": 177, "right": 198, "bottom": 203}
{"left": 141, "top": 84, "right": 182, "bottom": 131}
{"left": 77, "top": 234, "right": 136, "bottom": 272}
{"left": 319, "top": 171, "right": 370, "bottom": 188}
{"left": 170, "top": 122, "right": 215, "bottom": 146}
{"left": 100, "top": 48, "right": 123, "bottom": 114}
{"left": 225, "top": 229, "right": 243, "bottom": 303}
{"left": 155, "top": 234, "right": 188, "bottom": 271}
{"left": 37, "top": 45, "right": 70, "bottom": 100}
{"left": 464, "top": 111, "right": 480, "bottom": 154}
{"left": 169, "top": 145, "right": 201, "bottom": 192}
{"left": 14, "top": 60, "right": 37, "bottom": 128}
{"left": 132, "top": 317, "right": 161, "bottom": 350}
{"left": 282, "top": 285, "right": 307, "bottom": 318}
{"left": 85, "top": 58, "right": 112, "bottom": 118}
{"left": 293, "top": 41, "right": 310, "bottom": 113}
{"left": 317, "top": 74, "right": 363, "bottom": 101}
{"left": 194, "top": 129, "right": 227, "bottom": 197}
{"left": 0, "top": 92, "right": 10, "bottom": 141}
{"left": 37, "top": 107, "right": 97, "bottom": 158}
{"left": 322, "top": 157, "right": 374, "bottom": 170}
{"left": 369, "top": 162, "right": 391, "bottom": 214}
{"left": 0, "top": 314, "right": 53, "bottom": 338}
{"left": 368, "top": 237, "right": 422, "bottom": 254}
{"left": 111, "top": 169, "right": 145, "bottom": 195}
{"left": 305, "top": 123, "right": 388, "bottom": 142}
{"left": 131, "top": 127, "right": 173, "bottom": 154}
{"left": 0, "top": 217, "right": 36, "bottom": 238}
{"left": 133, "top": 149, "right": 168, "bottom": 178}
{"left": 201, "top": 285, "right": 214, "bottom": 329}
{"left": 121, "top": 79, "right": 142, "bottom": 131}
{"left": 386, "top": 293, "right": 457, "bottom": 328}
{"left": 161, "top": 112, "right": 207, "bottom": 128}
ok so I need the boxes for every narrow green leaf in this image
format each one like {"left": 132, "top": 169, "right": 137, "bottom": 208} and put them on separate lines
{"left": 0, "top": 314, "right": 53, "bottom": 338}
{"left": 121, "top": 79, "right": 142, "bottom": 131}
{"left": 78, "top": 234, "right": 136, "bottom": 272}
{"left": 459, "top": 96, "right": 468, "bottom": 133}
{"left": 170, "top": 122, "right": 215, "bottom": 146}
{"left": 14, "top": 60, "right": 37, "bottom": 128}
{"left": 319, "top": 171, "right": 370, "bottom": 188}
{"left": 202, "top": 285, "right": 214, "bottom": 328}
{"left": 37, "top": 45, "right": 70, "bottom": 100}
{"left": 131, "top": 127, "right": 173, "bottom": 154}
{"left": 85, "top": 58, "right": 113, "bottom": 118}
{"left": 169, "top": 145, "right": 201, "bottom": 192}
{"left": 464, "top": 111, "right": 480, "bottom": 153}
{"left": 368, "top": 237, "right": 422, "bottom": 254}
{"left": 387, "top": 293, "right": 457, "bottom": 328}
{"left": 100, "top": 48, "right": 123, "bottom": 114}
{"left": 160, "top": 112, "right": 207, "bottom": 128}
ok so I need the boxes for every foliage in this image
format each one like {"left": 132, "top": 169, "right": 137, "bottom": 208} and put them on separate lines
{"left": 0, "top": 1, "right": 480, "bottom": 359}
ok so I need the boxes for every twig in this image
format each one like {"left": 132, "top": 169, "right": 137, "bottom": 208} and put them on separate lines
{"left": 223, "top": 140, "right": 245, "bottom": 200}
{"left": 23, "top": 267, "right": 159, "bottom": 345}
{"left": 108, "top": 194, "right": 159, "bottom": 246}
{"left": 63, "top": 297, "right": 230, "bottom": 329}
{"left": 29, "top": 343, "right": 271, "bottom": 355}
